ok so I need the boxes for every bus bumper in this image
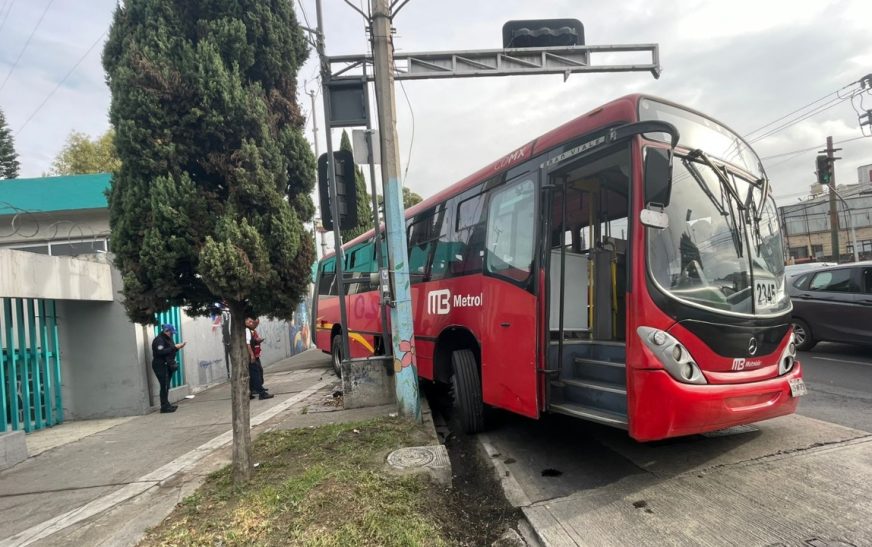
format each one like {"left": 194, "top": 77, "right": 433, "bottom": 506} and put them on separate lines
{"left": 628, "top": 361, "right": 803, "bottom": 442}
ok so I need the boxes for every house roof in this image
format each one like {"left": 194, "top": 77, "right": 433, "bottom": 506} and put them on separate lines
{"left": 0, "top": 173, "right": 111, "bottom": 215}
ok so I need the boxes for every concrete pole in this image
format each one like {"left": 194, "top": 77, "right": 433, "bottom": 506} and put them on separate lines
{"left": 370, "top": 0, "right": 421, "bottom": 421}
{"left": 827, "top": 136, "right": 841, "bottom": 262}
{"left": 306, "top": 86, "right": 328, "bottom": 260}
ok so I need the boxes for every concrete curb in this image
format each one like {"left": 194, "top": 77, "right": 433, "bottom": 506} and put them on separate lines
{"left": 476, "top": 433, "right": 552, "bottom": 547}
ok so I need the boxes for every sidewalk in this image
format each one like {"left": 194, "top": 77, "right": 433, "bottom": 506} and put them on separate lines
{"left": 0, "top": 349, "right": 388, "bottom": 547}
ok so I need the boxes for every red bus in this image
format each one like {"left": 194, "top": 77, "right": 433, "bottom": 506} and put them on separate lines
{"left": 312, "top": 94, "right": 805, "bottom": 441}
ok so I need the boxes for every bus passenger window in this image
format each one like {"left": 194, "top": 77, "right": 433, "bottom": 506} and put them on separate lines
{"left": 486, "top": 179, "right": 535, "bottom": 282}
{"left": 319, "top": 258, "right": 337, "bottom": 296}
{"left": 450, "top": 191, "right": 487, "bottom": 276}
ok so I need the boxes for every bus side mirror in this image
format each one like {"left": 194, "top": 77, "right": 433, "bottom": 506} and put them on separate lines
{"left": 640, "top": 208, "right": 669, "bottom": 229}
{"left": 644, "top": 148, "right": 672, "bottom": 207}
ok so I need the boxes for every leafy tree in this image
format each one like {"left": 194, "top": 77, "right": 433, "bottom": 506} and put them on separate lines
{"left": 50, "top": 129, "right": 121, "bottom": 175}
{"left": 339, "top": 130, "right": 373, "bottom": 242}
{"left": 104, "top": 0, "right": 314, "bottom": 483}
{"left": 0, "top": 107, "right": 20, "bottom": 179}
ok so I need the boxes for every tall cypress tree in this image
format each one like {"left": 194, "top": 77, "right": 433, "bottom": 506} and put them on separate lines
{"left": 0, "top": 108, "right": 20, "bottom": 179}
{"left": 339, "top": 130, "right": 373, "bottom": 241}
{"left": 103, "top": 0, "right": 315, "bottom": 482}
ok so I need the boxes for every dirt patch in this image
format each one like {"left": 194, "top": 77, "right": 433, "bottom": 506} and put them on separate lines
{"left": 423, "top": 382, "right": 523, "bottom": 545}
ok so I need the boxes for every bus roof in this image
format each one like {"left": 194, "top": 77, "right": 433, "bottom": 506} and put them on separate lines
{"left": 324, "top": 93, "right": 647, "bottom": 258}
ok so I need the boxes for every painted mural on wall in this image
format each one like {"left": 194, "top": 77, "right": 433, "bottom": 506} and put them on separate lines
{"left": 290, "top": 299, "right": 310, "bottom": 356}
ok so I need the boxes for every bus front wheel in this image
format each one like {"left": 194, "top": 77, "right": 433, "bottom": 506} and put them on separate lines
{"left": 451, "top": 349, "right": 484, "bottom": 434}
{"left": 331, "top": 335, "right": 343, "bottom": 377}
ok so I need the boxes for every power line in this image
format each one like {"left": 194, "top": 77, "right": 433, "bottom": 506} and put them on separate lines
{"left": 0, "top": 0, "right": 15, "bottom": 36}
{"left": 744, "top": 79, "right": 859, "bottom": 139}
{"left": 762, "top": 135, "right": 868, "bottom": 171}
{"left": 16, "top": 30, "right": 106, "bottom": 136}
{"left": 295, "top": 0, "right": 312, "bottom": 30}
{"left": 0, "top": 0, "right": 56, "bottom": 93}
{"left": 748, "top": 95, "right": 851, "bottom": 144}
{"left": 397, "top": 76, "right": 415, "bottom": 186}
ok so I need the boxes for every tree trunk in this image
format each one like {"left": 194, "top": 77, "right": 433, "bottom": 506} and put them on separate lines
{"left": 229, "top": 302, "right": 252, "bottom": 483}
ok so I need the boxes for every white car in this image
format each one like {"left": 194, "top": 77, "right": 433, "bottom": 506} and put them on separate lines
{"left": 785, "top": 262, "right": 837, "bottom": 280}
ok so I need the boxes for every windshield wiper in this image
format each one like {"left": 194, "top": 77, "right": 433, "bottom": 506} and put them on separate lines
{"left": 688, "top": 149, "right": 744, "bottom": 206}
{"left": 681, "top": 158, "right": 727, "bottom": 217}
{"left": 684, "top": 150, "right": 745, "bottom": 258}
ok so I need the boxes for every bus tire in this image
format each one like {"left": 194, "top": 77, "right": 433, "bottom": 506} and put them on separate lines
{"left": 451, "top": 349, "right": 484, "bottom": 434}
{"left": 331, "top": 335, "right": 343, "bottom": 378}
{"left": 792, "top": 318, "right": 816, "bottom": 351}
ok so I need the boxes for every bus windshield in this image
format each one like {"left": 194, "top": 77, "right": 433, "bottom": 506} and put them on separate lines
{"left": 647, "top": 155, "right": 790, "bottom": 316}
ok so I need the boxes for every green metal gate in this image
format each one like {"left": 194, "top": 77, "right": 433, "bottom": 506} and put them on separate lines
{"left": 154, "top": 307, "right": 185, "bottom": 388}
{"left": 0, "top": 298, "right": 63, "bottom": 433}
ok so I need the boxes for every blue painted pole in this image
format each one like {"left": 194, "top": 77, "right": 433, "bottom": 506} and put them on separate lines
{"left": 370, "top": 0, "right": 421, "bottom": 421}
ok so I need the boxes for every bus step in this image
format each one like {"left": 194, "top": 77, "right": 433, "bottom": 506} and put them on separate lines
{"left": 573, "top": 357, "right": 624, "bottom": 369}
{"left": 552, "top": 378, "right": 627, "bottom": 414}
{"left": 557, "top": 378, "right": 626, "bottom": 395}
{"left": 549, "top": 402, "right": 628, "bottom": 429}
{"left": 569, "top": 357, "right": 627, "bottom": 385}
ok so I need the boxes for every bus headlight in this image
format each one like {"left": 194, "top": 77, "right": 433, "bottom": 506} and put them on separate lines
{"left": 637, "top": 327, "right": 707, "bottom": 385}
{"left": 779, "top": 333, "right": 797, "bottom": 376}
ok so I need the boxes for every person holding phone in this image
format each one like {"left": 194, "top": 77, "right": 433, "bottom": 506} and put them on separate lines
{"left": 151, "top": 324, "right": 186, "bottom": 413}
{"left": 245, "top": 317, "right": 273, "bottom": 400}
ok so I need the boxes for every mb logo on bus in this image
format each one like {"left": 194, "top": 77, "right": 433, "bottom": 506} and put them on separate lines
{"left": 427, "top": 290, "right": 483, "bottom": 315}
{"left": 428, "top": 290, "right": 451, "bottom": 315}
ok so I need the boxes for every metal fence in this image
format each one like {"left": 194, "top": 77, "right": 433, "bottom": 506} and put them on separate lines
{"left": 0, "top": 298, "right": 63, "bottom": 432}
{"left": 154, "top": 307, "right": 185, "bottom": 388}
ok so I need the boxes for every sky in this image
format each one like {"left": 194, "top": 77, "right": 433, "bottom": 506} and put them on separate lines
{"left": 1, "top": 0, "right": 871, "bottom": 209}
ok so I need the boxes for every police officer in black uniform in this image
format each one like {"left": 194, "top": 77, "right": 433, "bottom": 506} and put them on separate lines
{"left": 152, "top": 324, "right": 186, "bottom": 413}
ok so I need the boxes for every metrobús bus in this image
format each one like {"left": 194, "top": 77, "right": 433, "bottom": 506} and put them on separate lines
{"left": 312, "top": 94, "right": 805, "bottom": 441}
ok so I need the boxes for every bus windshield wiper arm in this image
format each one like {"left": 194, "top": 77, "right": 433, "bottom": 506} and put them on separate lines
{"left": 682, "top": 158, "right": 727, "bottom": 217}
{"left": 688, "top": 149, "right": 744, "bottom": 208}
{"left": 684, "top": 150, "right": 744, "bottom": 258}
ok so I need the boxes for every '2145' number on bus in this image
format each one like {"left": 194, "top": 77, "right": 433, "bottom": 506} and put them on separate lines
{"left": 755, "top": 281, "right": 777, "bottom": 307}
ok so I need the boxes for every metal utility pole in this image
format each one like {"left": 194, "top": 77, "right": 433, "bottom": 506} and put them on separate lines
{"left": 830, "top": 186, "right": 859, "bottom": 263}
{"left": 315, "top": 0, "right": 351, "bottom": 362}
{"left": 370, "top": 0, "right": 421, "bottom": 421}
{"left": 824, "top": 137, "right": 841, "bottom": 262}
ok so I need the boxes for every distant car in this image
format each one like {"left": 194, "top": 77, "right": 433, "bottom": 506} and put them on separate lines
{"left": 788, "top": 261, "right": 872, "bottom": 350}
{"left": 785, "top": 262, "right": 837, "bottom": 280}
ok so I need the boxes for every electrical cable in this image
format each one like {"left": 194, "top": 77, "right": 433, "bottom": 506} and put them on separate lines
{"left": 15, "top": 30, "right": 106, "bottom": 136}
{"left": 295, "top": 0, "right": 312, "bottom": 30}
{"left": 397, "top": 76, "right": 415, "bottom": 186}
{"left": 0, "top": 0, "right": 15, "bottom": 36}
{"left": 0, "top": 0, "right": 56, "bottom": 93}
{"left": 748, "top": 95, "right": 852, "bottom": 144}
{"left": 744, "top": 78, "right": 859, "bottom": 139}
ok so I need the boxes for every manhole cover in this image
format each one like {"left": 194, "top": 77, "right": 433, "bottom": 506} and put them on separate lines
{"left": 387, "top": 446, "right": 437, "bottom": 469}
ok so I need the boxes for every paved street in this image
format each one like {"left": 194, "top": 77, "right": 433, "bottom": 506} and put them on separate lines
{"left": 478, "top": 346, "right": 872, "bottom": 546}
{"left": 797, "top": 343, "right": 872, "bottom": 432}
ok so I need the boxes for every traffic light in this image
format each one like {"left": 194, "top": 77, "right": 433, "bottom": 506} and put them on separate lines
{"left": 318, "top": 149, "right": 358, "bottom": 231}
{"left": 502, "top": 19, "right": 585, "bottom": 49}
{"left": 815, "top": 154, "right": 832, "bottom": 185}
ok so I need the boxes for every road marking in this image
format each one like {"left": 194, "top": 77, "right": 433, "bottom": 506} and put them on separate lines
{"left": 810, "top": 356, "right": 872, "bottom": 367}
{"left": 0, "top": 378, "right": 332, "bottom": 547}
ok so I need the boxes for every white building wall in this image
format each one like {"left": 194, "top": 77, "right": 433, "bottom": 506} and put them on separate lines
{"left": 179, "top": 313, "right": 293, "bottom": 393}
